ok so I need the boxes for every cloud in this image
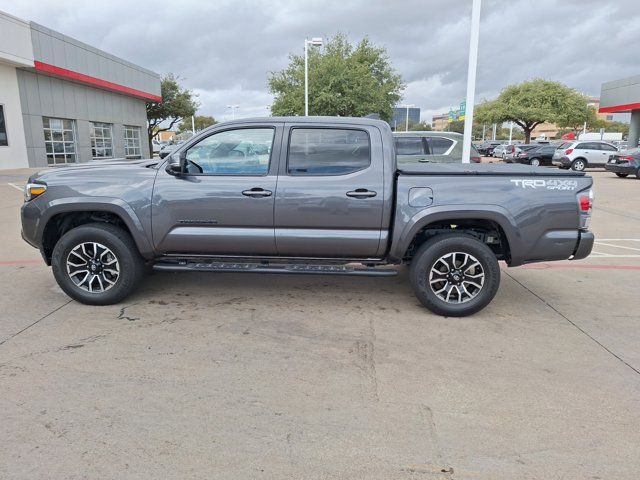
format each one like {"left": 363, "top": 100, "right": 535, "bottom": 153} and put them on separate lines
{"left": 5, "top": 0, "right": 640, "bottom": 122}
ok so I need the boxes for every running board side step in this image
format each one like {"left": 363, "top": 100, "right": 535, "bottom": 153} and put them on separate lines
{"left": 153, "top": 261, "right": 397, "bottom": 277}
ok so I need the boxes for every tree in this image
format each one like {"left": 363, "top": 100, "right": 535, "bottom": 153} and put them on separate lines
{"left": 556, "top": 105, "right": 598, "bottom": 136}
{"left": 408, "top": 121, "right": 432, "bottom": 131}
{"left": 475, "top": 79, "right": 590, "bottom": 143}
{"left": 146, "top": 73, "right": 198, "bottom": 155}
{"left": 178, "top": 115, "right": 217, "bottom": 134}
{"left": 269, "top": 34, "right": 404, "bottom": 121}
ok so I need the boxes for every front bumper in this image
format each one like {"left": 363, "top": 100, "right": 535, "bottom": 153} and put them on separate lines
{"left": 571, "top": 231, "right": 594, "bottom": 260}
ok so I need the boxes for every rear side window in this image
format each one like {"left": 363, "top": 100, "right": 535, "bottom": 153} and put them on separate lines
{"left": 577, "top": 142, "right": 599, "bottom": 150}
{"left": 426, "top": 137, "right": 454, "bottom": 154}
{"left": 395, "top": 136, "right": 424, "bottom": 155}
{"left": 288, "top": 128, "right": 370, "bottom": 175}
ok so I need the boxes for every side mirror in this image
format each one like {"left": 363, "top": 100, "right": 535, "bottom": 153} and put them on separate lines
{"left": 166, "top": 151, "right": 186, "bottom": 176}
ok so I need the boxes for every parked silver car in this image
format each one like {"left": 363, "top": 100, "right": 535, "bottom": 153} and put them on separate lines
{"left": 552, "top": 141, "right": 618, "bottom": 171}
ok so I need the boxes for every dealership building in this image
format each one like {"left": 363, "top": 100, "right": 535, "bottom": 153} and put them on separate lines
{"left": 599, "top": 75, "right": 640, "bottom": 148}
{"left": 0, "top": 10, "right": 161, "bottom": 170}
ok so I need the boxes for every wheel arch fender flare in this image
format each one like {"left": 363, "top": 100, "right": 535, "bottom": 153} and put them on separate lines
{"left": 37, "top": 197, "right": 154, "bottom": 259}
{"left": 389, "top": 204, "right": 522, "bottom": 262}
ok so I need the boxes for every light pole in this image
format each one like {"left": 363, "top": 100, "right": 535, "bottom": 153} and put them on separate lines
{"left": 461, "top": 0, "right": 482, "bottom": 163}
{"left": 226, "top": 104, "right": 239, "bottom": 120}
{"left": 400, "top": 104, "right": 414, "bottom": 131}
{"left": 304, "top": 37, "right": 323, "bottom": 116}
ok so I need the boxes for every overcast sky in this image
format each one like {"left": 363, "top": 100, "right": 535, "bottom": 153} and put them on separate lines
{"left": 3, "top": 0, "right": 639, "bottom": 123}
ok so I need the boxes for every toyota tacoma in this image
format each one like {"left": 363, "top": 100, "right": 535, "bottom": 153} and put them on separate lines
{"left": 21, "top": 117, "right": 595, "bottom": 316}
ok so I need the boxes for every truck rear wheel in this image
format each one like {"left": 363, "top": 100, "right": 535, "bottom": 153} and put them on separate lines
{"left": 410, "top": 234, "right": 500, "bottom": 317}
{"left": 51, "top": 223, "right": 145, "bottom": 305}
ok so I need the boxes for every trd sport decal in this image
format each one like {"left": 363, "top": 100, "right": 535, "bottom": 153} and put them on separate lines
{"left": 510, "top": 179, "right": 578, "bottom": 191}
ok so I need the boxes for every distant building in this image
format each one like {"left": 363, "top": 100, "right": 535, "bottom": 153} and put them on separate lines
{"left": 599, "top": 75, "right": 640, "bottom": 147}
{"left": 431, "top": 114, "right": 449, "bottom": 131}
{"left": 391, "top": 107, "right": 420, "bottom": 130}
{"left": 0, "top": 10, "right": 160, "bottom": 169}
{"left": 156, "top": 131, "right": 177, "bottom": 142}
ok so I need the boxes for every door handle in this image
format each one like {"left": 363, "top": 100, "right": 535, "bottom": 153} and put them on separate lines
{"left": 242, "top": 188, "right": 272, "bottom": 198}
{"left": 346, "top": 189, "right": 377, "bottom": 199}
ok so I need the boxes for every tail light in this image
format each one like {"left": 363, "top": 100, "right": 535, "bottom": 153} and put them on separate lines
{"left": 470, "top": 156, "right": 481, "bottom": 163}
{"left": 517, "top": 151, "right": 528, "bottom": 157}
{"left": 564, "top": 148, "right": 574, "bottom": 155}
{"left": 577, "top": 189, "right": 594, "bottom": 229}
{"left": 617, "top": 155, "right": 633, "bottom": 162}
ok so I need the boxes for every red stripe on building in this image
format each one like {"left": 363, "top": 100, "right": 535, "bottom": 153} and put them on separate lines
{"left": 598, "top": 102, "right": 640, "bottom": 113}
{"left": 34, "top": 61, "right": 162, "bottom": 102}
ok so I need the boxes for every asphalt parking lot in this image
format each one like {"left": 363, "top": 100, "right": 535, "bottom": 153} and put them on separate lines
{"left": 1, "top": 168, "right": 639, "bottom": 479}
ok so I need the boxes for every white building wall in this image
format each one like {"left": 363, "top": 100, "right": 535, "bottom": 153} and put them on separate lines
{"left": 0, "top": 63, "right": 29, "bottom": 169}
{"left": 0, "top": 11, "right": 33, "bottom": 168}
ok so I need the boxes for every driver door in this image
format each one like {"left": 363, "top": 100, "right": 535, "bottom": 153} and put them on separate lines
{"left": 151, "top": 124, "right": 283, "bottom": 255}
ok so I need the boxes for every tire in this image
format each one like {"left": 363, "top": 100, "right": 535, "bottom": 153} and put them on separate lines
{"left": 51, "top": 222, "right": 146, "bottom": 305}
{"left": 615, "top": 172, "right": 629, "bottom": 178}
{"left": 410, "top": 234, "right": 501, "bottom": 317}
{"left": 530, "top": 158, "right": 541, "bottom": 167}
{"left": 636, "top": 167, "right": 640, "bottom": 179}
{"left": 571, "top": 158, "right": 587, "bottom": 171}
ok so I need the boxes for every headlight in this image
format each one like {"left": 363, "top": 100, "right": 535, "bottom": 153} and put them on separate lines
{"left": 24, "top": 183, "right": 47, "bottom": 202}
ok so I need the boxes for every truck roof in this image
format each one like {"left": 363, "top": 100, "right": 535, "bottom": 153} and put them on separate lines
{"left": 217, "top": 116, "right": 391, "bottom": 128}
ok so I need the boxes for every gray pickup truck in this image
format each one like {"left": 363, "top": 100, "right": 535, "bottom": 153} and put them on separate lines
{"left": 21, "top": 117, "right": 594, "bottom": 316}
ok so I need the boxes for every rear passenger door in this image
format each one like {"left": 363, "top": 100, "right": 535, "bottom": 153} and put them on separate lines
{"left": 274, "top": 124, "right": 385, "bottom": 257}
{"left": 596, "top": 143, "right": 617, "bottom": 165}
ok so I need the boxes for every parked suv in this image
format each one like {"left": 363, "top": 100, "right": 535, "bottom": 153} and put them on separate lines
{"left": 552, "top": 141, "right": 618, "bottom": 171}
{"left": 394, "top": 131, "right": 481, "bottom": 164}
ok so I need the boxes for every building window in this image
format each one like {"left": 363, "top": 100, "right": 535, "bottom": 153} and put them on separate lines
{"left": 43, "top": 117, "right": 77, "bottom": 165}
{"left": 0, "top": 105, "right": 8, "bottom": 146}
{"left": 90, "top": 122, "right": 113, "bottom": 159}
{"left": 124, "top": 126, "right": 142, "bottom": 159}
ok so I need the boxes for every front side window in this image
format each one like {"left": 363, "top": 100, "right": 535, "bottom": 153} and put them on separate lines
{"left": 395, "top": 136, "right": 424, "bottom": 155}
{"left": 600, "top": 143, "right": 617, "bottom": 151}
{"left": 124, "top": 126, "right": 142, "bottom": 158}
{"left": 43, "top": 117, "right": 77, "bottom": 165}
{"left": 184, "top": 128, "right": 274, "bottom": 175}
{"left": 0, "top": 105, "right": 7, "bottom": 146}
{"left": 90, "top": 122, "right": 113, "bottom": 159}
{"left": 288, "top": 128, "right": 370, "bottom": 175}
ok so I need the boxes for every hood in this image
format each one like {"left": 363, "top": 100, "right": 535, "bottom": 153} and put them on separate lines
{"left": 30, "top": 158, "right": 162, "bottom": 183}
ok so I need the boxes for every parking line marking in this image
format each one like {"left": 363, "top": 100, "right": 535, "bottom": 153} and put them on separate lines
{"left": 0, "top": 259, "right": 44, "bottom": 266}
{"left": 520, "top": 263, "right": 640, "bottom": 271}
{"left": 590, "top": 252, "right": 640, "bottom": 258}
{"left": 596, "top": 239, "right": 640, "bottom": 242}
{"left": 595, "top": 241, "right": 640, "bottom": 252}
{"left": 7, "top": 183, "right": 23, "bottom": 192}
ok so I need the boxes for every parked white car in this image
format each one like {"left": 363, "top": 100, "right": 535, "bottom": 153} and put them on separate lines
{"left": 552, "top": 141, "right": 618, "bottom": 171}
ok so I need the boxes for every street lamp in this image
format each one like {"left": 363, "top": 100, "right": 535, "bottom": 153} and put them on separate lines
{"left": 304, "top": 37, "right": 323, "bottom": 116}
{"left": 226, "top": 104, "right": 239, "bottom": 120}
{"left": 400, "top": 104, "right": 414, "bottom": 131}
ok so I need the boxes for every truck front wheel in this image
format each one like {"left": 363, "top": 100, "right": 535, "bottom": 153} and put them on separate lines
{"left": 410, "top": 234, "right": 500, "bottom": 317}
{"left": 51, "top": 223, "right": 146, "bottom": 305}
